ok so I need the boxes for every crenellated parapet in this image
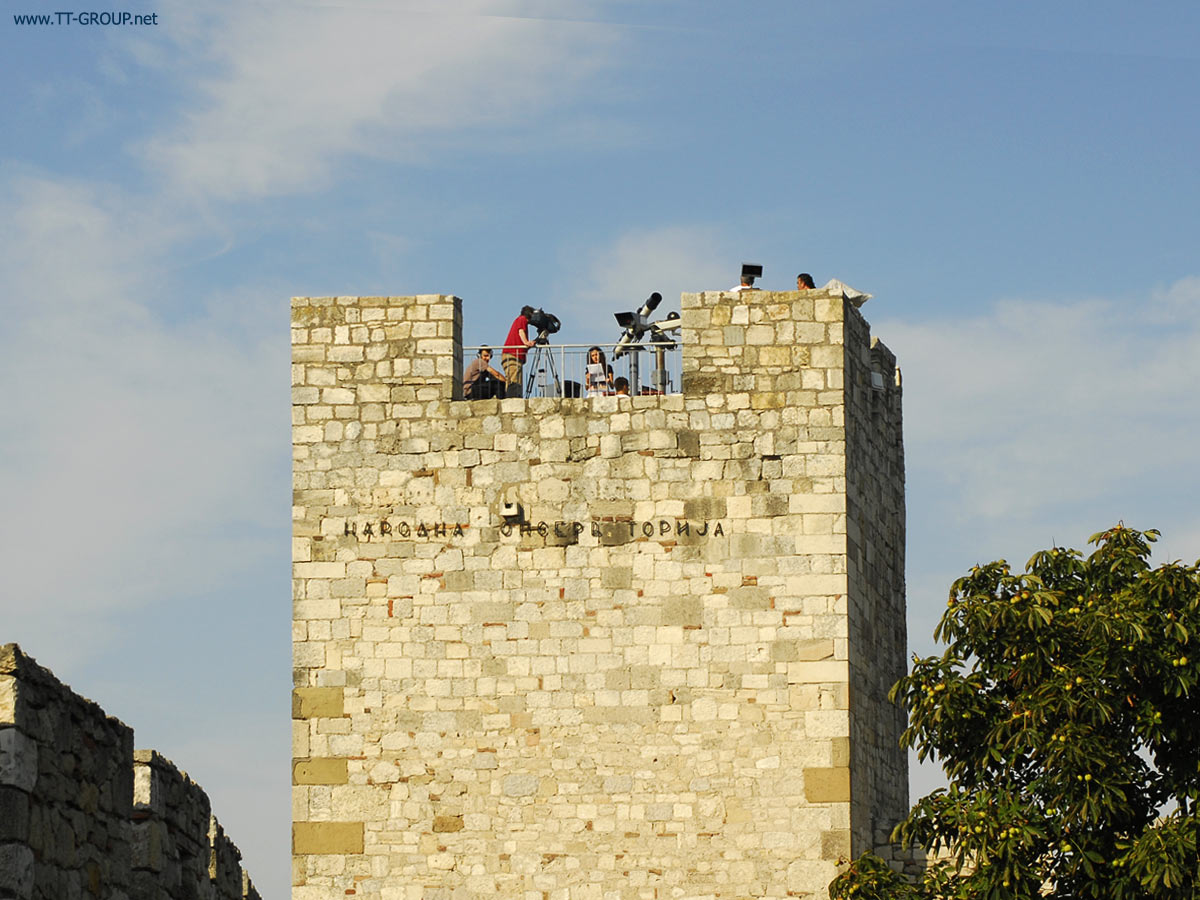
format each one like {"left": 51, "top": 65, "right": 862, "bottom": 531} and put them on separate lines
{"left": 0, "top": 644, "right": 259, "bottom": 900}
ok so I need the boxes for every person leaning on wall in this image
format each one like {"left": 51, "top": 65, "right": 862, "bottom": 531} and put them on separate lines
{"left": 463, "top": 346, "right": 505, "bottom": 399}
{"left": 500, "top": 306, "right": 536, "bottom": 398}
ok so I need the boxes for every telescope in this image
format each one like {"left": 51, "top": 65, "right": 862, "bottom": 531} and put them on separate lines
{"left": 613, "top": 293, "right": 662, "bottom": 360}
{"left": 522, "top": 307, "right": 563, "bottom": 397}
{"left": 612, "top": 292, "right": 681, "bottom": 393}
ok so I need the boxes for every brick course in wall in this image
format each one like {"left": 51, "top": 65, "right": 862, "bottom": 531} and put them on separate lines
{"left": 291, "top": 289, "right": 906, "bottom": 900}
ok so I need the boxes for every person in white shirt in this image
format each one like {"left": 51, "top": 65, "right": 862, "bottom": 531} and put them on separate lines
{"left": 731, "top": 263, "right": 762, "bottom": 292}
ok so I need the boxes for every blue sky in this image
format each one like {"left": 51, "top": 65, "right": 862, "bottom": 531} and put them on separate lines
{"left": 2, "top": 2, "right": 1199, "bottom": 896}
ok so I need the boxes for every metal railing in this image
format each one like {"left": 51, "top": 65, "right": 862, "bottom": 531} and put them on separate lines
{"left": 463, "top": 342, "right": 682, "bottom": 399}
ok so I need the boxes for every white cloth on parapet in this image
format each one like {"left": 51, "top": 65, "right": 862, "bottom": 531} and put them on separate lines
{"left": 820, "top": 278, "right": 872, "bottom": 307}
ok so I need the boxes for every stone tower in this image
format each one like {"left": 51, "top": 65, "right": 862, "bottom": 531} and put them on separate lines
{"left": 290, "top": 288, "right": 906, "bottom": 899}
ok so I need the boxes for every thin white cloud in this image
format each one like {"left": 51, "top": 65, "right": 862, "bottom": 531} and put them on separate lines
{"left": 880, "top": 277, "right": 1200, "bottom": 659}
{"left": 0, "top": 178, "right": 286, "bottom": 661}
{"left": 556, "top": 224, "right": 733, "bottom": 341}
{"left": 144, "top": 0, "right": 624, "bottom": 199}
{"left": 880, "top": 279, "right": 1200, "bottom": 522}
{"left": 0, "top": 174, "right": 174, "bottom": 320}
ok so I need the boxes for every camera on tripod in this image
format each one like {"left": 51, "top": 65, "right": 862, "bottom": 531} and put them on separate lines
{"left": 527, "top": 308, "right": 560, "bottom": 337}
{"left": 522, "top": 307, "right": 569, "bottom": 397}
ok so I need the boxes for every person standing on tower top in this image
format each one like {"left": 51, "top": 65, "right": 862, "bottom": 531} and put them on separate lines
{"left": 730, "top": 263, "right": 762, "bottom": 292}
{"left": 585, "top": 346, "right": 611, "bottom": 397}
{"left": 796, "top": 273, "right": 815, "bottom": 290}
{"left": 500, "top": 306, "right": 536, "bottom": 398}
{"left": 730, "top": 273, "right": 759, "bottom": 292}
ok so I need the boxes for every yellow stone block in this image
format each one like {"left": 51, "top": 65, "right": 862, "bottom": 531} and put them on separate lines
{"left": 750, "top": 391, "right": 786, "bottom": 409}
{"left": 804, "top": 767, "right": 850, "bottom": 803}
{"left": 293, "top": 821, "right": 364, "bottom": 854}
{"left": 293, "top": 758, "right": 349, "bottom": 785}
{"left": 432, "top": 814, "right": 464, "bottom": 833}
{"left": 293, "top": 687, "right": 344, "bottom": 719}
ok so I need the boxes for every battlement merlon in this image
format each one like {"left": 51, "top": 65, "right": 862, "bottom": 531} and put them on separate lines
{"left": 291, "top": 295, "right": 464, "bottom": 406}
{"left": 290, "top": 289, "right": 900, "bottom": 409}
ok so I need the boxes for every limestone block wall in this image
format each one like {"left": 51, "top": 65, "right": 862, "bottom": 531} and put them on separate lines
{"left": 290, "top": 289, "right": 905, "bottom": 900}
{"left": 842, "top": 313, "right": 907, "bottom": 854}
{"left": 0, "top": 644, "right": 259, "bottom": 900}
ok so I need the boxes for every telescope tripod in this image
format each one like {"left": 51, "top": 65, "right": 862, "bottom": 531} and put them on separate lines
{"left": 524, "top": 340, "right": 562, "bottom": 398}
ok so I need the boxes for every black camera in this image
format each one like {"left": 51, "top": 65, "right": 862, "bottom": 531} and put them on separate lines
{"left": 527, "top": 308, "right": 560, "bottom": 336}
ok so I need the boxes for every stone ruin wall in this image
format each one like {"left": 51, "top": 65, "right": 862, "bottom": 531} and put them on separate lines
{"left": 0, "top": 643, "right": 260, "bottom": 900}
{"left": 290, "top": 288, "right": 906, "bottom": 899}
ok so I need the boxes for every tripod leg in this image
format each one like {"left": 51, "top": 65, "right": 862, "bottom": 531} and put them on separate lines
{"left": 524, "top": 345, "right": 540, "bottom": 397}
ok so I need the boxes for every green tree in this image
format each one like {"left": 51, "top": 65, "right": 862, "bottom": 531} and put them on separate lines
{"left": 831, "top": 526, "right": 1200, "bottom": 900}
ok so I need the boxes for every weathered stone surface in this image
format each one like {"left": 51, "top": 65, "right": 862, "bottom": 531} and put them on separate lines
{"left": 0, "top": 727, "right": 37, "bottom": 791}
{"left": 502, "top": 775, "right": 538, "bottom": 797}
{"left": 0, "top": 674, "right": 15, "bottom": 722}
{"left": 0, "top": 843, "right": 34, "bottom": 898}
{"left": 0, "top": 784, "right": 30, "bottom": 841}
{"left": 822, "top": 828, "right": 852, "bottom": 860}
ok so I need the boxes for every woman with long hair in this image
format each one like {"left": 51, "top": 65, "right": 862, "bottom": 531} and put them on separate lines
{"left": 585, "top": 346, "right": 610, "bottom": 397}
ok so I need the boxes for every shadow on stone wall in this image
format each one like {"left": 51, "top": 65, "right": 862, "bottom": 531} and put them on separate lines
{"left": 0, "top": 643, "right": 260, "bottom": 900}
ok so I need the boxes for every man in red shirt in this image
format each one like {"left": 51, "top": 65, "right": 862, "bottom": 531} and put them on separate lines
{"left": 500, "top": 306, "right": 536, "bottom": 397}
